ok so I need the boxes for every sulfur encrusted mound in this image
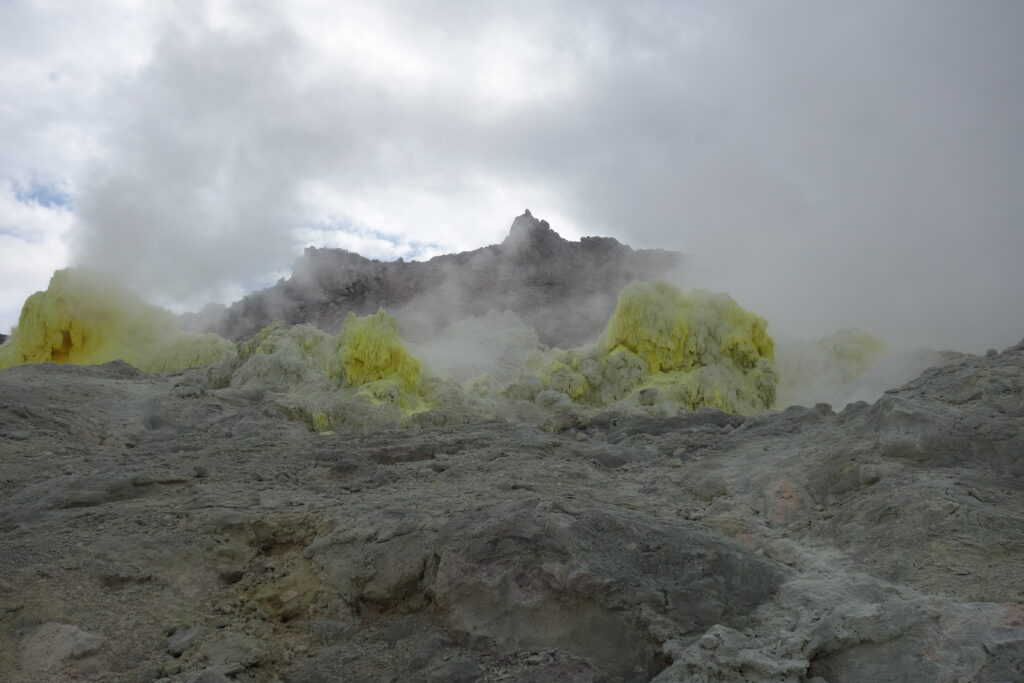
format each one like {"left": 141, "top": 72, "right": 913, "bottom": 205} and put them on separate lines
{"left": 463, "top": 281, "right": 778, "bottom": 417}
{"left": 595, "top": 282, "right": 777, "bottom": 413}
{"left": 215, "top": 311, "right": 437, "bottom": 432}
{"left": 0, "top": 268, "right": 236, "bottom": 372}
{"left": 331, "top": 310, "right": 422, "bottom": 393}
{"left": 0, "top": 270, "right": 780, "bottom": 428}
{"left": 0, "top": 270, "right": 462, "bottom": 432}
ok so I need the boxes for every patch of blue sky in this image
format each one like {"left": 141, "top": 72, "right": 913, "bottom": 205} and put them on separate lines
{"left": 15, "top": 182, "right": 73, "bottom": 210}
{"left": 0, "top": 227, "right": 43, "bottom": 243}
{"left": 302, "top": 221, "right": 445, "bottom": 261}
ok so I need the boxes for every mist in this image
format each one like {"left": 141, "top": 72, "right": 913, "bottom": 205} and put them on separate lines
{"left": 2, "top": 1, "right": 1022, "bottom": 353}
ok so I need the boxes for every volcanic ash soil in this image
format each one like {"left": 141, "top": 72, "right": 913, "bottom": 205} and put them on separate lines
{"left": 1, "top": 341, "right": 1023, "bottom": 682}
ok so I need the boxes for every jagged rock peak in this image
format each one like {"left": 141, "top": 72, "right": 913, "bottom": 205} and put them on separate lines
{"left": 503, "top": 209, "right": 561, "bottom": 253}
{"left": 190, "top": 212, "right": 684, "bottom": 346}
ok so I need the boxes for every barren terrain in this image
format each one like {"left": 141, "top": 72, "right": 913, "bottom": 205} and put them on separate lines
{"left": 1, "top": 339, "right": 1022, "bottom": 682}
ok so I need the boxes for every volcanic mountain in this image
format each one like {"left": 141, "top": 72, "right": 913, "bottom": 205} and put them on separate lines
{"left": 191, "top": 211, "right": 683, "bottom": 347}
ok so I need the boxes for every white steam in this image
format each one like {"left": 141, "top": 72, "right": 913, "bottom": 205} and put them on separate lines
{"left": 0, "top": 1, "right": 1020, "bottom": 355}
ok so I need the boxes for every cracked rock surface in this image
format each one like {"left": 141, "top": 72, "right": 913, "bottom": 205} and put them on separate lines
{"left": 1, "top": 341, "right": 1023, "bottom": 681}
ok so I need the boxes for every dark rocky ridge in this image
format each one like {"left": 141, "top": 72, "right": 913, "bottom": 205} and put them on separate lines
{"left": 191, "top": 211, "right": 683, "bottom": 346}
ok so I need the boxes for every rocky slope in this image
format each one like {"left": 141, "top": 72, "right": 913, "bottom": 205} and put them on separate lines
{"left": 1, "top": 335, "right": 1022, "bottom": 682}
{"left": 189, "top": 212, "right": 683, "bottom": 348}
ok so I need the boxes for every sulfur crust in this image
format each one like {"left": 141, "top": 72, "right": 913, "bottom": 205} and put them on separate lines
{"left": 585, "top": 281, "right": 776, "bottom": 414}
{"left": 0, "top": 271, "right": 784, "bottom": 428}
{"left": 0, "top": 268, "right": 236, "bottom": 372}
{"left": 600, "top": 281, "right": 774, "bottom": 372}
{"left": 0, "top": 270, "right": 436, "bottom": 433}
{"left": 225, "top": 310, "right": 430, "bottom": 432}
{"left": 456, "top": 281, "right": 779, "bottom": 417}
{"left": 330, "top": 310, "right": 422, "bottom": 393}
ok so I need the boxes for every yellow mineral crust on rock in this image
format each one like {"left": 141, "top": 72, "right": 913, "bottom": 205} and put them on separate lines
{"left": 0, "top": 268, "right": 236, "bottom": 372}
{"left": 460, "top": 281, "right": 779, "bottom": 415}
{"left": 223, "top": 311, "right": 430, "bottom": 431}
{"left": 600, "top": 280, "right": 692, "bottom": 373}
{"left": 332, "top": 310, "right": 422, "bottom": 393}
{"left": 589, "top": 281, "right": 777, "bottom": 413}
{"left": 600, "top": 281, "right": 774, "bottom": 372}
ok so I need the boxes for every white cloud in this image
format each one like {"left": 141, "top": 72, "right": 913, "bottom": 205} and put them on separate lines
{"left": 0, "top": 181, "right": 73, "bottom": 331}
{"left": 0, "top": 0, "right": 1022, "bottom": 351}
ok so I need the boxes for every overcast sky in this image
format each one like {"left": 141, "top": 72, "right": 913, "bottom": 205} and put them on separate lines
{"left": 1, "top": 0, "right": 1022, "bottom": 352}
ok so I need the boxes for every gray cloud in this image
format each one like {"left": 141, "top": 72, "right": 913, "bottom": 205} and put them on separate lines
{"left": 74, "top": 21, "right": 323, "bottom": 303}
{"left": 49, "top": 1, "right": 1024, "bottom": 351}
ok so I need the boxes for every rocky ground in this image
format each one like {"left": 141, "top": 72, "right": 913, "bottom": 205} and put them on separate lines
{"left": 1, "top": 340, "right": 1023, "bottom": 682}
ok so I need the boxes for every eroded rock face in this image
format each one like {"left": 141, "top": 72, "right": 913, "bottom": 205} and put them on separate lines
{"left": 0, "top": 341, "right": 1022, "bottom": 681}
{"left": 188, "top": 212, "right": 683, "bottom": 347}
{"left": 431, "top": 502, "right": 785, "bottom": 681}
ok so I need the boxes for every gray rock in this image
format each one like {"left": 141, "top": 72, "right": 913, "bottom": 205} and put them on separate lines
{"left": 406, "top": 632, "right": 450, "bottom": 671}
{"left": 70, "top": 629, "right": 106, "bottom": 658}
{"left": 423, "top": 659, "right": 483, "bottom": 683}
{"left": 361, "top": 541, "right": 428, "bottom": 607}
{"left": 516, "top": 659, "right": 597, "bottom": 682}
{"left": 432, "top": 500, "right": 786, "bottom": 681}
{"left": 693, "top": 474, "right": 728, "bottom": 501}
{"left": 200, "top": 633, "right": 262, "bottom": 675}
{"left": 586, "top": 444, "right": 638, "bottom": 468}
{"left": 187, "top": 669, "right": 233, "bottom": 683}
{"left": 17, "top": 622, "right": 106, "bottom": 676}
{"left": 194, "top": 212, "right": 683, "bottom": 348}
{"left": 1, "top": 324, "right": 1023, "bottom": 683}
{"left": 168, "top": 625, "right": 201, "bottom": 656}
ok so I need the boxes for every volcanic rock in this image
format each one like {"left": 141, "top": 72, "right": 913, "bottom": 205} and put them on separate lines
{"left": 190, "top": 212, "right": 683, "bottom": 347}
{"left": 0, "top": 339, "right": 1022, "bottom": 680}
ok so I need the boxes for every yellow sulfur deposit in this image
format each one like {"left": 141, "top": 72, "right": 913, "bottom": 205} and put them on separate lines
{"left": 0, "top": 268, "right": 236, "bottom": 372}
{"left": 599, "top": 280, "right": 692, "bottom": 373}
{"left": 333, "top": 310, "right": 429, "bottom": 417}
{"left": 592, "top": 281, "right": 777, "bottom": 413}
{"left": 331, "top": 310, "right": 422, "bottom": 393}
{"left": 539, "top": 359, "right": 590, "bottom": 400}
{"left": 222, "top": 310, "right": 431, "bottom": 432}
{"left": 0, "top": 269, "right": 779, "bottom": 429}
{"left": 470, "top": 281, "right": 778, "bottom": 416}
{"left": 600, "top": 281, "right": 774, "bottom": 373}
